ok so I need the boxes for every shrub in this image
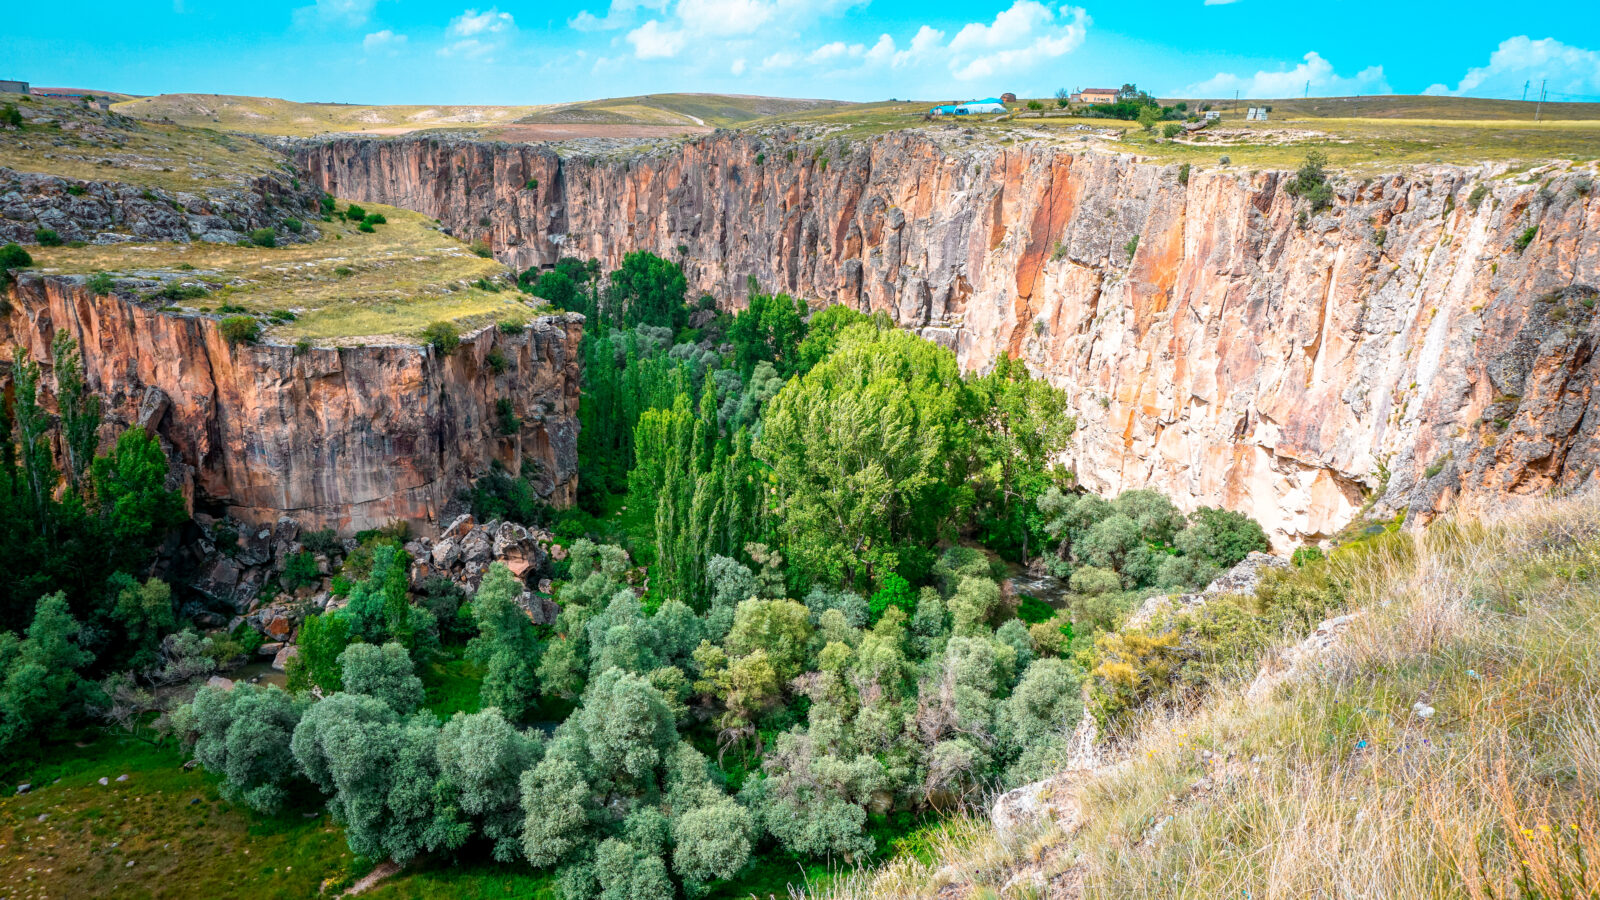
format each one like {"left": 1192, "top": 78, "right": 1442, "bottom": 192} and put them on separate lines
{"left": 1219, "top": 155, "right": 1231, "bottom": 165}
{"left": 485, "top": 350, "right": 509, "bottom": 374}
{"left": 0, "top": 104, "right": 22, "bottom": 128}
{"left": 496, "top": 397, "right": 522, "bottom": 435}
{"left": 1027, "top": 100, "right": 1044, "bottom": 111}
{"left": 1015, "top": 594, "right": 1056, "bottom": 625}
{"left": 1513, "top": 226, "right": 1538, "bottom": 253}
{"left": 86, "top": 272, "right": 114, "bottom": 294}
{"left": 219, "top": 316, "right": 261, "bottom": 345}
{"left": 66, "top": 183, "right": 85, "bottom": 196}
{"left": 422, "top": 320, "right": 460, "bottom": 355}
{"left": 525, "top": 178, "right": 539, "bottom": 190}
{"left": 1161, "top": 122, "right": 1182, "bottom": 139}
{"left": 497, "top": 320, "right": 523, "bottom": 334}
{"left": 282, "top": 217, "right": 303, "bottom": 233}
{"left": 362, "top": 212, "right": 386, "bottom": 225}
{"left": 344, "top": 203, "right": 366, "bottom": 222}
{"left": 1291, "top": 546, "right": 1325, "bottom": 567}
{"left": 1467, "top": 183, "right": 1489, "bottom": 210}
{"left": 300, "top": 528, "right": 340, "bottom": 555}
{"left": 1285, "top": 150, "right": 1334, "bottom": 214}
{"left": 267, "top": 309, "right": 297, "bottom": 323}
{"left": 280, "top": 550, "right": 320, "bottom": 592}
{"left": 34, "top": 228, "right": 62, "bottom": 247}
{"left": 1374, "top": 227, "right": 1387, "bottom": 247}
{"left": 1124, "top": 235, "right": 1139, "bottom": 258}
{"left": 1177, "top": 162, "right": 1190, "bottom": 186}
{"left": 320, "top": 193, "right": 336, "bottom": 215}
{"left": 754, "top": 153, "right": 765, "bottom": 166}
{"left": 468, "top": 240, "right": 492, "bottom": 258}
{"left": 248, "top": 228, "right": 276, "bottom": 248}
{"left": 358, "top": 221, "right": 375, "bottom": 233}
{"left": 467, "top": 468, "right": 550, "bottom": 527}
{"left": 0, "top": 243, "right": 33, "bottom": 269}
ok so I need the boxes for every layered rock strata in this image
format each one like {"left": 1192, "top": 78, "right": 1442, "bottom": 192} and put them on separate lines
{"left": 3, "top": 273, "right": 582, "bottom": 533}
{"left": 301, "top": 132, "right": 1600, "bottom": 545}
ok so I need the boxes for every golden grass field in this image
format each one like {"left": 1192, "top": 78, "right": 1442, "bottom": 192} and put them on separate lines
{"left": 26, "top": 202, "right": 538, "bottom": 344}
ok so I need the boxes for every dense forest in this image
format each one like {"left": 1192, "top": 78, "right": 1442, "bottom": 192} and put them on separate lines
{"left": 0, "top": 247, "right": 1273, "bottom": 898}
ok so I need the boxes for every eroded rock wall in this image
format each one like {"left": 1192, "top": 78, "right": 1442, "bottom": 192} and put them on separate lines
{"left": 300, "top": 133, "right": 1600, "bottom": 546}
{"left": 2, "top": 274, "right": 582, "bottom": 533}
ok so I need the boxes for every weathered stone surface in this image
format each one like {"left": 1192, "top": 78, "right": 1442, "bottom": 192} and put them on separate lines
{"left": 1128, "top": 551, "right": 1293, "bottom": 627}
{"left": 2, "top": 275, "right": 583, "bottom": 534}
{"left": 301, "top": 133, "right": 1600, "bottom": 546}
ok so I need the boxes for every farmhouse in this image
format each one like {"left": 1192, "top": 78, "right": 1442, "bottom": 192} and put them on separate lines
{"left": 1072, "top": 87, "right": 1119, "bottom": 104}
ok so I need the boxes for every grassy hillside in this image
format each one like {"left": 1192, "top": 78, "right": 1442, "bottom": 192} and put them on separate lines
{"left": 27, "top": 201, "right": 538, "bottom": 344}
{"left": 514, "top": 93, "right": 849, "bottom": 128}
{"left": 113, "top": 94, "right": 545, "bottom": 137}
{"left": 0, "top": 95, "right": 293, "bottom": 193}
{"left": 806, "top": 495, "right": 1600, "bottom": 898}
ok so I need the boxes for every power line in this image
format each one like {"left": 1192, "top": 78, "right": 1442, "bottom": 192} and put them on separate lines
{"left": 1535, "top": 78, "right": 1546, "bottom": 123}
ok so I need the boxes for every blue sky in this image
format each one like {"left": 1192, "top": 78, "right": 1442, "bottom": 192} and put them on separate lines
{"left": 8, "top": 1, "right": 1600, "bottom": 105}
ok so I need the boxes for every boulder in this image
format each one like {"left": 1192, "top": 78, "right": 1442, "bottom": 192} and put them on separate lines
{"left": 491, "top": 521, "right": 530, "bottom": 558}
{"left": 431, "top": 537, "right": 461, "bottom": 569}
{"left": 271, "top": 644, "right": 299, "bottom": 672}
{"left": 257, "top": 641, "right": 285, "bottom": 658}
{"left": 460, "top": 528, "right": 493, "bottom": 564}
{"left": 444, "top": 513, "right": 475, "bottom": 539}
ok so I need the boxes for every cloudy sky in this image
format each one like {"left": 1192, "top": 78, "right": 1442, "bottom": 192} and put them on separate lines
{"left": 8, "top": 0, "right": 1600, "bottom": 105}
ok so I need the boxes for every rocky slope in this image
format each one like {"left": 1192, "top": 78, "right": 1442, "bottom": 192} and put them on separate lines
{"left": 300, "top": 132, "right": 1600, "bottom": 546}
{"left": 2, "top": 273, "right": 582, "bottom": 533}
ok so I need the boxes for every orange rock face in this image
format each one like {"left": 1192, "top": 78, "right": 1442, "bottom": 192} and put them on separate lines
{"left": 301, "top": 133, "right": 1600, "bottom": 546}
{"left": 3, "top": 274, "right": 583, "bottom": 534}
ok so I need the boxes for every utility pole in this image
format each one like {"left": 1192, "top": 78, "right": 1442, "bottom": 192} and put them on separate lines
{"left": 1535, "top": 79, "right": 1546, "bottom": 122}
{"left": 1234, "top": 89, "right": 1239, "bottom": 112}
{"left": 1304, "top": 80, "right": 1309, "bottom": 99}
{"left": 1522, "top": 80, "right": 1530, "bottom": 102}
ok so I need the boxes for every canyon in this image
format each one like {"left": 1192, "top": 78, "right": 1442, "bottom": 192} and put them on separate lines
{"left": 2, "top": 273, "right": 582, "bottom": 533}
{"left": 299, "top": 132, "right": 1600, "bottom": 546}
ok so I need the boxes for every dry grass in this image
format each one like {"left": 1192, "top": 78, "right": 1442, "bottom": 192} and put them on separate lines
{"left": 26, "top": 202, "right": 535, "bottom": 344}
{"left": 0, "top": 96, "right": 291, "bottom": 192}
{"left": 808, "top": 495, "right": 1600, "bottom": 899}
{"left": 112, "top": 94, "right": 547, "bottom": 138}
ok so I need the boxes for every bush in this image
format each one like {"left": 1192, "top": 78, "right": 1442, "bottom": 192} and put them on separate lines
{"left": 248, "top": 228, "right": 276, "bottom": 248}
{"left": 362, "top": 212, "right": 386, "bottom": 225}
{"left": 358, "top": 221, "right": 375, "bottom": 233}
{"left": 301, "top": 528, "right": 341, "bottom": 554}
{"left": 525, "top": 178, "right": 539, "bottom": 190}
{"left": 1285, "top": 151, "right": 1334, "bottom": 214}
{"left": 282, "top": 217, "right": 303, "bottom": 234}
{"left": 344, "top": 203, "right": 367, "bottom": 222}
{"left": 219, "top": 315, "right": 261, "bottom": 345}
{"left": 34, "top": 228, "right": 62, "bottom": 247}
{"left": 1177, "top": 162, "right": 1190, "bottom": 186}
{"left": 1015, "top": 594, "right": 1056, "bottom": 624}
{"left": 422, "top": 321, "right": 460, "bottom": 355}
{"left": 1219, "top": 155, "right": 1231, "bottom": 165}
{"left": 280, "top": 550, "right": 320, "bottom": 592}
{"left": 496, "top": 397, "right": 522, "bottom": 435}
{"left": 468, "top": 240, "right": 492, "bottom": 258}
{"left": 320, "top": 193, "right": 336, "bottom": 215}
{"left": 0, "top": 104, "right": 22, "bottom": 128}
{"left": 0, "top": 243, "right": 32, "bottom": 269}
{"left": 1513, "top": 226, "right": 1538, "bottom": 253}
{"left": 467, "top": 468, "right": 550, "bottom": 527}
{"left": 1027, "top": 100, "right": 1044, "bottom": 111}
{"left": 1467, "top": 183, "right": 1489, "bottom": 210}
{"left": 86, "top": 272, "right": 114, "bottom": 294}
{"left": 1162, "top": 122, "right": 1182, "bottom": 139}
{"left": 1124, "top": 235, "right": 1139, "bottom": 258}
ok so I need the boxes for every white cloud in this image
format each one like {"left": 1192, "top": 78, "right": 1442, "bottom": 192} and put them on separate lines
{"left": 1182, "top": 51, "right": 1390, "bottom": 98}
{"left": 942, "top": 2, "right": 1089, "bottom": 81}
{"left": 627, "top": 20, "right": 687, "bottom": 59}
{"left": 438, "top": 37, "right": 497, "bottom": 59}
{"left": 677, "top": 0, "right": 773, "bottom": 37}
{"left": 1203, "top": 0, "right": 1239, "bottom": 5}
{"left": 731, "top": 57, "right": 747, "bottom": 75}
{"left": 362, "top": 29, "right": 406, "bottom": 53}
{"left": 570, "top": 0, "right": 669, "bottom": 32}
{"left": 808, "top": 41, "right": 856, "bottom": 63}
{"left": 294, "top": 0, "right": 377, "bottom": 28}
{"left": 449, "top": 7, "right": 514, "bottom": 36}
{"left": 1423, "top": 36, "right": 1600, "bottom": 99}
{"left": 761, "top": 50, "right": 799, "bottom": 70}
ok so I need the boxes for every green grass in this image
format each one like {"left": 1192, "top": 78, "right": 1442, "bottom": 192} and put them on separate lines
{"left": 0, "top": 734, "right": 357, "bottom": 899}
{"left": 27, "top": 202, "right": 533, "bottom": 345}
{"left": 0, "top": 96, "right": 294, "bottom": 192}
{"left": 421, "top": 648, "right": 485, "bottom": 717}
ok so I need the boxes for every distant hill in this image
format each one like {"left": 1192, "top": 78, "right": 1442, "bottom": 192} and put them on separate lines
{"left": 113, "top": 92, "right": 854, "bottom": 137}
{"left": 1158, "top": 94, "right": 1600, "bottom": 121}
{"left": 113, "top": 94, "right": 546, "bottom": 137}
{"left": 513, "top": 93, "right": 851, "bottom": 129}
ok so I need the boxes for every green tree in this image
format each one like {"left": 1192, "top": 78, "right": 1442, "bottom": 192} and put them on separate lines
{"left": 436, "top": 707, "right": 542, "bottom": 861}
{"left": 287, "top": 612, "right": 351, "bottom": 694}
{"left": 755, "top": 323, "right": 976, "bottom": 588}
{"left": 189, "top": 682, "right": 307, "bottom": 813}
{"left": 338, "top": 641, "right": 424, "bottom": 714}
{"left": 0, "top": 593, "right": 92, "bottom": 756}
{"left": 469, "top": 563, "right": 542, "bottom": 722}
{"left": 1175, "top": 507, "right": 1270, "bottom": 569}
{"left": 106, "top": 574, "right": 174, "bottom": 671}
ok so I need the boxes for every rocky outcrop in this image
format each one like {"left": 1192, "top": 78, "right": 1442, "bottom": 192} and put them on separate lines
{"left": 300, "top": 132, "right": 1600, "bottom": 547}
{"left": 2, "top": 273, "right": 582, "bottom": 533}
{"left": 1127, "top": 550, "right": 1293, "bottom": 627}
{"left": 0, "top": 166, "right": 322, "bottom": 246}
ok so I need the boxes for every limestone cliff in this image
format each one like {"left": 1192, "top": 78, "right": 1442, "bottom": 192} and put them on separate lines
{"left": 2, "top": 273, "right": 582, "bottom": 533}
{"left": 301, "top": 132, "right": 1599, "bottom": 546}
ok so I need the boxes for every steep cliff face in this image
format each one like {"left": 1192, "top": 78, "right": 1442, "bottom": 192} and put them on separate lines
{"left": 3, "top": 273, "right": 582, "bottom": 533}
{"left": 300, "top": 133, "right": 1600, "bottom": 546}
